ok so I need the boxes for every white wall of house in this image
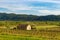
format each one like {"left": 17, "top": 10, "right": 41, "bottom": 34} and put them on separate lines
{"left": 27, "top": 25, "right": 31, "bottom": 30}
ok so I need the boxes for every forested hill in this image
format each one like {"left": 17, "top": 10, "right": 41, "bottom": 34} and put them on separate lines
{"left": 0, "top": 13, "right": 60, "bottom": 21}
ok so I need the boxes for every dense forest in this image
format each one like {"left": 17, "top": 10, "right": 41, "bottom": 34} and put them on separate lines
{"left": 0, "top": 13, "right": 60, "bottom": 21}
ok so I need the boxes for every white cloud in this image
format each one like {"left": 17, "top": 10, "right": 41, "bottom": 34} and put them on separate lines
{"left": 0, "top": 0, "right": 60, "bottom": 3}
{"left": 38, "top": 10, "right": 60, "bottom": 15}
{"left": 28, "top": 0, "right": 60, "bottom": 4}
{"left": 0, "top": 0, "right": 60, "bottom": 16}
{"left": 9, "top": 6, "right": 32, "bottom": 11}
{"left": 0, "top": 0, "right": 20, "bottom": 2}
{"left": 0, "top": 3, "right": 32, "bottom": 11}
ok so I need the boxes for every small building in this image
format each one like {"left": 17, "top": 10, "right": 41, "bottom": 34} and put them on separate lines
{"left": 17, "top": 24, "right": 36, "bottom": 30}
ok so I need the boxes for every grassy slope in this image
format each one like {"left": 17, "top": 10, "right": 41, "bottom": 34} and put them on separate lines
{"left": 0, "top": 21, "right": 60, "bottom": 40}
{"left": 0, "top": 34, "right": 47, "bottom": 40}
{"left": 0, "top": 28, "right": 60, "bottom": 40}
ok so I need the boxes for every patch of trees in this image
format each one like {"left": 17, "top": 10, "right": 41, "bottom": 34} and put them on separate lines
{"left": 0, "top": 13, "right": 60, "bottom": 21}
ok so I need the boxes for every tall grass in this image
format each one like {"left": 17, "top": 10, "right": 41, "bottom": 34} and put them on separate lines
{"left": 0, "top": 21, "right": 60, "bottom": 40}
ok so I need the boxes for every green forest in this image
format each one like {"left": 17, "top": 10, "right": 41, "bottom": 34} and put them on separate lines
{"left": 0, "top": 13, "right": 60, "bottom": 21}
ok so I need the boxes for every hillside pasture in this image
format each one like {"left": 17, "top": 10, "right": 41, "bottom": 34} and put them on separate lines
{"left": 0, "top": 21, "right": 60, "bottom": 40}
{"left": 0, "top": 28, "right": 60, "bottom": 40}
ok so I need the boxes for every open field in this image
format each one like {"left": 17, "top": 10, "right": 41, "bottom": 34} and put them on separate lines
{"left": 0, "top": 21, "right": 60, "bottom": 40}
{"left": 0, "top": 28, "right": 60, "bottom": 40}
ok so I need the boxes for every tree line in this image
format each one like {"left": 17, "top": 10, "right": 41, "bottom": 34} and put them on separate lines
{"left": 0, "top": 13, "right": 60, "bottom": 21}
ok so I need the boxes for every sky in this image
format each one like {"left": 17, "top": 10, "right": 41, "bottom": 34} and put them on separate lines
{"left": 0, "top": 0, "right": 60, "bottom": 16}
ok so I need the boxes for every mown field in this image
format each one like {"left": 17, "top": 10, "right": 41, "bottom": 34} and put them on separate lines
{"left": 0, "top": 21, "right": 60, "bottom": 40}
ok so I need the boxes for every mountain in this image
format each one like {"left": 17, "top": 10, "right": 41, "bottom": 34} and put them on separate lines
{"left": 0, "top": 13, "right": 60, "bottom": 21}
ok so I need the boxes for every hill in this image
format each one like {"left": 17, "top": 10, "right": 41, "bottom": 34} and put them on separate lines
{"left": 0, "top": 13, "right": 60, "bottom": 21}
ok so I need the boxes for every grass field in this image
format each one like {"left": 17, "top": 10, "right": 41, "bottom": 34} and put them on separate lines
{"left": 0, "top": 28, "right": 60, "bottom": 40}
{"left": 0, "top": 21, "right": 60, "bottom": 40}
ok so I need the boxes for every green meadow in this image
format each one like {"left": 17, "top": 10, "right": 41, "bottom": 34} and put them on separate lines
{"left": 0, "top": 21, "right": 60, "bottom": 40}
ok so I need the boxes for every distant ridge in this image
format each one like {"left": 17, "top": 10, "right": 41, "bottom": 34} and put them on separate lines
{"left": 0, "top": 13, "right": 60, "bottom": 21}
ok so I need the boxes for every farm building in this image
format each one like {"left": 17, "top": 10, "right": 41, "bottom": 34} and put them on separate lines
{"left": 17, "top": 24, "right": 36, "bottom": 30}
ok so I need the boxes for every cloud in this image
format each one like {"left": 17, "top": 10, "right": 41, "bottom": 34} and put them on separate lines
{"left": 27, "top": 0, "right": 60, "bottom": 3}
{"left": 27, "top": 2, "right": 60, "bottom": 10}
{"left": 14, "top": 10, "right": 40, "bottom": 15}
{"left": 38, "top": 10, "right": 60, "bottom": 15}
{"left": 0, "top": 0, "right": 60, "bottom": 15}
